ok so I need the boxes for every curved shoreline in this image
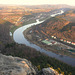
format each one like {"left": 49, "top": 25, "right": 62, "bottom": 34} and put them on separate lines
{"left": 13, "top": 19, "right": 75, "bottom": 66}
{"left": 13, "top": 10, "right": 75, "bottom": 66}
{"left": 23, "top": 26, "right": 75, "bottom": 58}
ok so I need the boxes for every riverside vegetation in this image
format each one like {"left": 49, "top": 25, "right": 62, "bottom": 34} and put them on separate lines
{"left": 0, "top": 6, "right": 75, "bottom": 75}
{"left": 0, "top": 18, "right": 75, "bottom": 75}
{"left": 28, "top": 11, "right": 75, "bottom": 58}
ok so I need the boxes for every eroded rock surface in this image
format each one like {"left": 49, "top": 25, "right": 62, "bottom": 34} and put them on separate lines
{"left": 40, "top": 68, "right": 59, "bottom": 75}
{"left": 0, "top": 54, "right": 36, "bottom": 75}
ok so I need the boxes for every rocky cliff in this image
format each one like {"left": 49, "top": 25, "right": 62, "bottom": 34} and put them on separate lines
{"left": 0, "top": 54, "right": 36, "bottom": 75}
{"left": 0, "top": 54, "right": 60, "bottom": 75}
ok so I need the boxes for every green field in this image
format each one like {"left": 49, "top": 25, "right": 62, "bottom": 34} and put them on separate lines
{"left": 42, "top": 40, "right": 51, "bottom": 45}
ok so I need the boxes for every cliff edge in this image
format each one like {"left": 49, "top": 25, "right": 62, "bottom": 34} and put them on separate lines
{"left": 0, "top": 54, "right": 36, "bottom": 75}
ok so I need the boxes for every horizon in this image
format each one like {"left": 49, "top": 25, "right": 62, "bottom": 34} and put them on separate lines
{"left": 0, "top": 4, "right": 74, "bottom": 7}
{"left": 0, "top": 0, "right": 75, "bottom": 6}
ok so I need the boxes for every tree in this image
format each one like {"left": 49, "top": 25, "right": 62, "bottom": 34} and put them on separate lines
{"left": 68, "top": 72, "right": 72, "bottom": 75}
{"left": 37, "top": 65, "right": 41, "bottom": 71}
{"left": 61, "top": 71, "right": 65, "bottom": 75}
{"left": 46, "top": 64, "right": 51, "bottom": 67}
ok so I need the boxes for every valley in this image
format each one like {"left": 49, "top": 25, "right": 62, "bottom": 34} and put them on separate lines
{"left": 23, "top": 10, "right": 75, "bottom": 58}
{"left": 0, "top": 4, "right": 75, "bottom": 75}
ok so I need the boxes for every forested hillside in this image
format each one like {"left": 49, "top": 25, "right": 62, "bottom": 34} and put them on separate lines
{"left": 0, "top": 19, "right": 12, "bottom": 50}
{"left": 32, "top": 16, "right": 75, "bottom": 41}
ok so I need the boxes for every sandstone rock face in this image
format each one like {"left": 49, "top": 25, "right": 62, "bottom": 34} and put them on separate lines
{"left": 41, "top": 68, "right": 59, "bottom": 75}
{"left": 0, "top": 54, "right": 36, "bottom": 75}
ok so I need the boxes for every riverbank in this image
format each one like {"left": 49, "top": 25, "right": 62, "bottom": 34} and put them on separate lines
{"left": 12, "top": 10, "right": 75, "bottom": 74}
{"left": 23, "top": 26, "right": 75, "bottom": 58}
{"left": 1, "top": 18, "right": 75, "bottom": 75}
{"left": 10, "top": 19, "right": 36, "bottom": 35}
{"left": 13, "top": 10, "right": 75, "bottom": 66}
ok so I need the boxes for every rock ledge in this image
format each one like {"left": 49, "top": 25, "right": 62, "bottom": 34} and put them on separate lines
{"left": 0, "top": 54, "right": 36, "bottom": 75}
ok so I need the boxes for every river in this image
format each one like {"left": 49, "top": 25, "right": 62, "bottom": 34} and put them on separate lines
{"left": 13, "top": 10, "right": 75, "bottom": 66}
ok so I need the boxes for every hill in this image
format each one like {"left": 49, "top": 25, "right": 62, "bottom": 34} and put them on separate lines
{"left": 0, "top": 4, "right": 74, "bottom": 26}
{"left": 61, "top": 9, "right": 75, "bottom": 23}
{"left": 32, "top": 16, "right": 75, "bottom": 42}
{"left": 32, "top": 16, "right": 75, "bottom": 41}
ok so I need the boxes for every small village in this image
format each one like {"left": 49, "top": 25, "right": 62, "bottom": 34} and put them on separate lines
{"left": 28, "top": 29, "right": 75, "bottom": 54}
{"left": 51, "top": 35, "right": 75, "bottom": 46}
{"left": 39, "top": 35, "right": 75, "bottom": 53}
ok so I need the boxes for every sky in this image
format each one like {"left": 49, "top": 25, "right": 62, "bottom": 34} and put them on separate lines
{"left": 0, "top": 0, "right": 75, "bottom": 6}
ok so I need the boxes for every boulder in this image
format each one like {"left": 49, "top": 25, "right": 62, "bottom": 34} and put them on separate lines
{"left": 41, "top": 67, "right": 59, "bottom": 75}
{"left": 0, "top": 54, "right": 36, "bottom": 75}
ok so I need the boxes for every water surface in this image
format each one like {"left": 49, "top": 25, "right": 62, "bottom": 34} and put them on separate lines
{"left": 13, "top": 11, "right": 75, "bottom": 66}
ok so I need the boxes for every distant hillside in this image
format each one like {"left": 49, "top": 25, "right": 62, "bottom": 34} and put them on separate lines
{"left": 0, "top": 4, "right": 74, "bottom": 26}
{"left": 32, "top": 16, "right": 75, "bottom": 41}
{"left": 61, "top": 9, "right": 75, "bottom": 23}
{"left": 24, "top": 4, "right": 75, "bottom": 9}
